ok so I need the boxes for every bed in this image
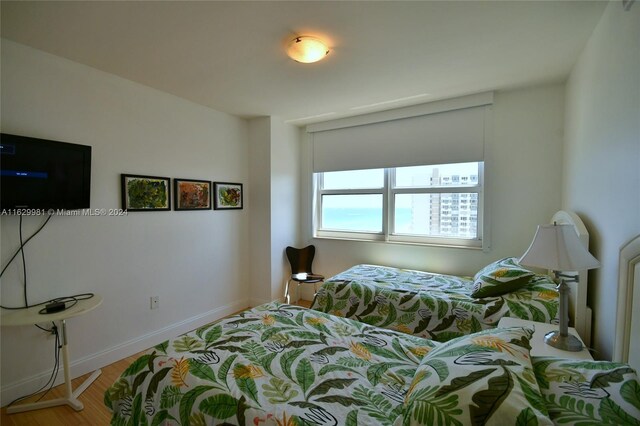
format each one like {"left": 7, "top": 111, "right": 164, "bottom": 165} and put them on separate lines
{"left": 310, "top": 263, "right": 558, "bottom": 342}
{"left": 105, "top": 302, "right": 436, "bottom": 426}
{"left": 310, "top": 210, "right": 594, "bottom": 343}
{"left": 105, "top": 302, "right": 640, "bottom": 425}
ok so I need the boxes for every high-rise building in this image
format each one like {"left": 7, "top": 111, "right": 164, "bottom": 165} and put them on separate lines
{"left": 409, "top": 167, "right": 478, "bottom": 238}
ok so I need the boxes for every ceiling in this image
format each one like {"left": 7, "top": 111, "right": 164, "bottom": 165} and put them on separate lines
{"left": 1, "top": 1, "right": 607, "bottom": 125}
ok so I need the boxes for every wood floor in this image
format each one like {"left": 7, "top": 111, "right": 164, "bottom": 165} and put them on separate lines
{"left": 1, "top": 300, "right": 312, "bottom": 425}
{"left": 0, "top": 351, "right": 144, "bottom": 426}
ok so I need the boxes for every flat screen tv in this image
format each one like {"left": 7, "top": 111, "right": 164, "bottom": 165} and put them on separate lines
{"left": 0, "top": 133, "right": 91, "bottom": 211}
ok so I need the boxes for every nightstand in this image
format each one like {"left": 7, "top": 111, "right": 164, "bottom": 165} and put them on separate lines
{"left": 498, "top": 317, "right": 593, "bottom": 360}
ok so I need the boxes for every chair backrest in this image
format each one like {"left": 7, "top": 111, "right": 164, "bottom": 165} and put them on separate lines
{"left": 286, "top": 245, "right": 316, "bottom": 275}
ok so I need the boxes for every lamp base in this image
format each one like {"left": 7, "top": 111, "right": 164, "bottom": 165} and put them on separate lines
{"left": 544, "top": 330, "right": 583, "bottom": 352}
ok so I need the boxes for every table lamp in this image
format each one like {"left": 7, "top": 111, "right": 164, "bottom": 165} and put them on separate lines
{"left": 519, "top": 223, "right": 601, "bottom": 351}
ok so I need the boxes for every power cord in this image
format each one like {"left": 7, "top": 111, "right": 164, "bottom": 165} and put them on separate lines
{"left": 19, "top": 214, "right": 28, "bottom": 307}
{"left": 0, "top": 213, "right": 53, "bottom": 278}
{"left": 1, "top": 213, "right": 92, "bottom": 407}
{"left": 1, "top": 213, "right": 93, "bottom": 311}
{"left": 7, "top": 322, "right": 61, "bottom": 407}
{"left": 37, "top": 293, "right": 95, "bottom": 315}
{"left": 0, "top": 213, "right": 53, "bottom": 308}
{"left": 0, "top": 292, "right": 95, "bottom": 312}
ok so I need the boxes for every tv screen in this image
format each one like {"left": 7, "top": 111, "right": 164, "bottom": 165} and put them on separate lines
{"left": 0, "top": 133, "right": 91, "bottom": 211}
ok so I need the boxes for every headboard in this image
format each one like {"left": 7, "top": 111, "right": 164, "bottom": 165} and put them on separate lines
{"left": 614, "top": 235, "right": 640, "bottom": 371}
{"left": 550, "top": 210, "right": 592, "bottom": 347}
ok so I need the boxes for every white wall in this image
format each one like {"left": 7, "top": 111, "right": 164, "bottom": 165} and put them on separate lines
{"left": 300, "top": 83, "right": 565, "bottom": 298}
{"left": 270, "top": 119, "right": 302, "bottom": 301}
{"left": 563, "top": 1, "right": 640, "bottom": 360}
{"left": 0, "top": 40, "right": 250, "bottom": 404}
{"left": 248, "top": 117, "right": 272, "bottom": 305}
{"left": 248, "top": 117, "right": 301, "bottom": 304}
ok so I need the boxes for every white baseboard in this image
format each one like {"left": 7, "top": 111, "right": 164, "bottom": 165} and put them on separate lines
{"left": 1, "top": 299, "right": 249, "bottom": 407}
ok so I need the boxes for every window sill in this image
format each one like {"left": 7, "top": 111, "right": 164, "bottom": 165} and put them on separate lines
{"left": 313, "top": 234, "right": 484, "bottom": 250}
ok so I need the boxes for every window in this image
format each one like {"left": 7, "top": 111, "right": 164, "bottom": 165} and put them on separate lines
{"left": 314, "top": 162, "right": 483, "bottom": 248}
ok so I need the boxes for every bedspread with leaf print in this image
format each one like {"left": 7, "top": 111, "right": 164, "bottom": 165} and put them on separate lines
{"left": 532, "top": 357, "right": 640, "bottom": 425}
{"left": 105, "top": 302, "right": 438, "bottom": 426}
{"left": 310, "top": 264, "right": 558, "bottom": 341}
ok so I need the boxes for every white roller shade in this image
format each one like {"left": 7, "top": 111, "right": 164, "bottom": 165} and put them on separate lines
{"left": 311, "top": 105, "right": 488, "bottom": 172}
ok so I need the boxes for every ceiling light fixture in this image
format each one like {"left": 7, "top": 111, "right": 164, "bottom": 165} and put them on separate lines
{"left": 287, "top": 36, "right": 329, "bottom": 64}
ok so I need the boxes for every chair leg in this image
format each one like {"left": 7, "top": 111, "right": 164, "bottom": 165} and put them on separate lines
{"left": 313, "top": 281, "right": 323, "bottom": 298}
{"left": 285, "top": 279, "right": 292, "bottom": 304}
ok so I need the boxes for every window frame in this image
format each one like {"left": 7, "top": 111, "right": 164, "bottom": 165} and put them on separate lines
{"left": 314, "top": 163, "right": 485, "bottom": 249}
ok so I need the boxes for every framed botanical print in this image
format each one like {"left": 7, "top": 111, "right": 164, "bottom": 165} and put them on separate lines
{"left": 174, "top": 179, "right": 211, "bottom": 210}
{"left": 213, "top": 182, "right": 243, "bottom": 210}
{"left": 121, "top": 174, "right": 171, "bottom": 211}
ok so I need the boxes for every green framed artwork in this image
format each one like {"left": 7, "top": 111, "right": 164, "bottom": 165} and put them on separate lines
{"left": 121, "top": 174, "right": 171, "bottom": 211}
{"left": 213, "top": 182, "right": 243, "bottom": 210}
{"left": 174, "top": 178, "right": 211, "bottom": 210}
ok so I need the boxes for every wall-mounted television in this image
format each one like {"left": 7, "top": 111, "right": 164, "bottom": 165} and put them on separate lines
{"left": 0, "top": 133, "right": 91, "bottom": 211}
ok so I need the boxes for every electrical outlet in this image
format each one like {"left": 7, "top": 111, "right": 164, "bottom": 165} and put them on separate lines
{"left": 150, "top": 296, "right": 159, "bottom": 310}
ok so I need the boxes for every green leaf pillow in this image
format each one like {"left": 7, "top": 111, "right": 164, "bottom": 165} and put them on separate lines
{"left": 402, "top": 327, "right": 553, "bottom": 426}
{"left": 532, "top": 357, "right": 640, "bottom": 425}
{"left": 472, "top": 257, "right": 535, "bottom": 298}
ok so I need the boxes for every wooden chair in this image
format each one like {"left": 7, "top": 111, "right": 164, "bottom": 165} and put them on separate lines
{"left": 284, "top": 245, "right": 324, "bottom": 304}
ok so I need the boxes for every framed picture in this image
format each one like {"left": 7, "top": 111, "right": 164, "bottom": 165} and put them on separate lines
{"left": 213, "top": 182, "right": 243, "bottom": 210}
{"left": 174, "top": 179, "right": 211, "bottom": 210}
{"left": 121, "top": 174, "right": 171, "bottom": 211}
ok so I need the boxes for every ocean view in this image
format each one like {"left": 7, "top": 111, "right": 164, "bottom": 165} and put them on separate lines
{"left": 322, "top": 207, "right": 412, "bottom": 232}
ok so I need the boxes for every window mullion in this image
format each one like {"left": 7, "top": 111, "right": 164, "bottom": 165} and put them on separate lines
{"left": 315, "top": 173, "right": 323, "bottom": 234}
{"left": 477, "top": 161, "right": 485, "bottom": 247}
{"left": 385, "top": 168, "right": 393, "bottom": 240}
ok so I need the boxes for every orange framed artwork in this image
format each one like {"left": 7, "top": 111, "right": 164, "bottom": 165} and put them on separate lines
{"left": 174, "top": 179, "right": 211, "bottom": 211}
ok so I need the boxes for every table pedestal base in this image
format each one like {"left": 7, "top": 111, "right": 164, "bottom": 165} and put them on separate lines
{"left": 6, "top": 368, "right": 102, "bottom": 414}
{"left": 7, "top": 320, "right": 102, "bottom": 414}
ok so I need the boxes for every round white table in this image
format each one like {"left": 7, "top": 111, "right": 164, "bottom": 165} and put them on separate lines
{"left": 1, "top": 294, "right": 103, "bottom": 414}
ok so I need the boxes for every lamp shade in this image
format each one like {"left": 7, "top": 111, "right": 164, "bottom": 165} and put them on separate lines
{"left": 287, "top": 36, "right": 329, "bottom": 63}
{"left": 520, "top": 224, "right": 601, "bottom": 271}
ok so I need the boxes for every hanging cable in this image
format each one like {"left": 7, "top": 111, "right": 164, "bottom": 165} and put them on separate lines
{"left": 35, "top": 324, "right": 61, "bottom": 403}
{"left": 0, "top": 213, "right": 53, "bottom": 310}
{"left": 0, "top": 214, "right": 53, "bottom": 279}
{"left": 1, "top": 213, "right": 91, "bottom": 408}
{"left": 7, "top": 322, "right": 61, "bottom": 407}
{"left": 19, "top": 214, "right": 28, "bottom": 307}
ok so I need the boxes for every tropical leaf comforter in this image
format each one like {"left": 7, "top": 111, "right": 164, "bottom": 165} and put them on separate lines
{"left": 310, "top": 264, "right": 559, "bottom": 341}
{"left": 105, "top": 303, "right": 640, "bottom": 425}
{"left": 105, "top": 302, "right": 438, "bottom": 426}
